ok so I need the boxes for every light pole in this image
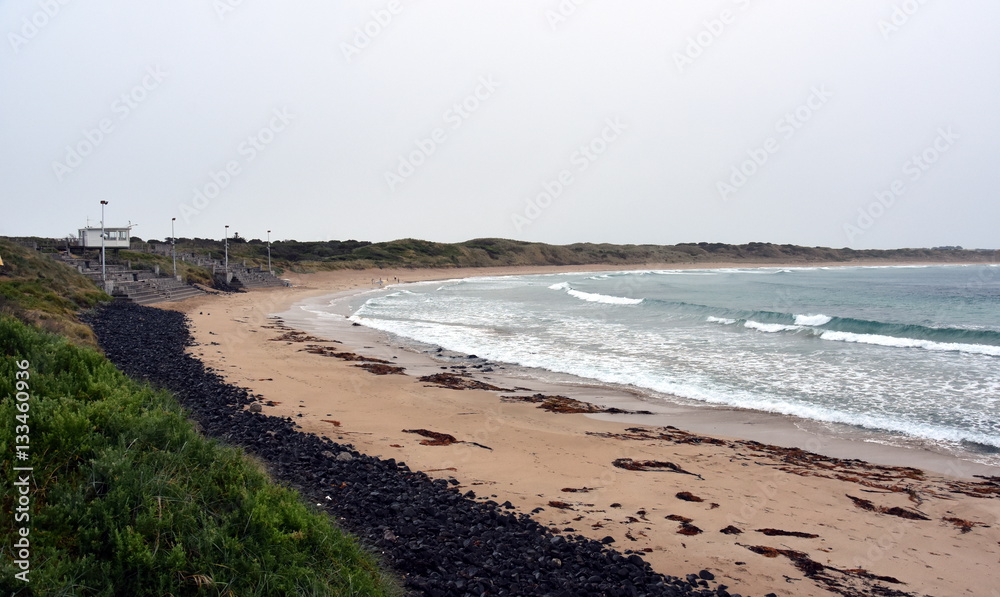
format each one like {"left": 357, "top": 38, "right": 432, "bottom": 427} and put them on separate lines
{"left": 224, "top": 225, "right": 229, "bottom": 273}
{"left": 100, "top": 200, "right": 108, "bottom": 283}
{"left": 171, "top": 217, "right": 177, "bottom": 278}
{"left": 267, "top": 229, "right": 272, "bottom": 274}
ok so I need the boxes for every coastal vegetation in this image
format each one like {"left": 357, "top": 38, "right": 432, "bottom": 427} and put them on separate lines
{"left": 175, "top": 237, "right": 1000, "bottom": 272}
{"left": 117, "top": 249, "right": 215, "bottom": 286}
{"left": 14, "top": 235, "right": 995, "bottom": 280}
{"left": 0, "top": 238, "right": 108, "bottom": 347}
{"left": 0, "top": 241, "right": 399, "bottom": 595}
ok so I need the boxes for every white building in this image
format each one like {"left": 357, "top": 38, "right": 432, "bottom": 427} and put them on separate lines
{"left": 78, "top": 226, "right": 131, "bottom": 249}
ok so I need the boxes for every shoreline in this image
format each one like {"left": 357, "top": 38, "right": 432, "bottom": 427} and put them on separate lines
{"left": 162, "top": 262, "right": 1000, "bottom": 597}
{"left": 90, "top": 302, "right": 713, "bottom": 596}
{"left": 280, "top": 263, "right": 1000, "bottom": 479}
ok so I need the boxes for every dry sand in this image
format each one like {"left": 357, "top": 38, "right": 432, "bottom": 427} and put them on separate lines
{"left": 160, "top": 264, "right": 1000, "bottom": 597}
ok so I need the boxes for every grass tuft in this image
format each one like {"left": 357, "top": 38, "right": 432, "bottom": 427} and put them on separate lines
{"left": 0, "top": 238, "right": 109, "bottom": 348}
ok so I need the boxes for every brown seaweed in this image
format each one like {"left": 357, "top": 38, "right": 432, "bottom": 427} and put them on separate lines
{"left": 612, "top": 458, "right": 702, "bottom": 479}
{"left": 419, "top": 373, "right": 513, "bottom": 391}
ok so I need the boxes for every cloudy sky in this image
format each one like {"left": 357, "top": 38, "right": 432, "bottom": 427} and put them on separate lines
{"left": 3, "top": 1, "right": 998, "bottom": 249}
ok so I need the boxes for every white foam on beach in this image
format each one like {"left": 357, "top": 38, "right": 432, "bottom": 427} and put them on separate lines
{"left": 331, "top": 266, "right": 1000, "bottom": 468}
{"left": 348, "top": 312, "right": 1000, "bottom": 451}
{"left": 819, "top": 330, "right": 1000, "bottom": 357}
{"left": 794, "top": 314, "right": 833, "bottom": 326}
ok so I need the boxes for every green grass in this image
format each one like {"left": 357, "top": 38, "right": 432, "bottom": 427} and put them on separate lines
{"left": 0, "top": 239, "right": 109, "bottom": 347}
{"left": 0, "top": 316, "right": 399, "bottom": 596}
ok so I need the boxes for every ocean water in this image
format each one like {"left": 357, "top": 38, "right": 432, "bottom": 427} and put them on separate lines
{"left": 345, "top": 265, "right": 1000, "bottom": 467}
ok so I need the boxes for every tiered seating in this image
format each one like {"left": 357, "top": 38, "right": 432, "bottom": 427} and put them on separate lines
{"left": 111, "top": 277, "right": 207, "bottom": 305}
{"left": 49, "top": 251, "right": 283, "bottom": 303}
{"left": 229, "top": 267, "right": 286, "bottom": 288}
{"left": 47, "top": 254, "right": 206, "bottom": 305}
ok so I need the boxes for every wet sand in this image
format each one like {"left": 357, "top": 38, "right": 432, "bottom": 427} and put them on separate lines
{"left": 161, "top": 264, "right": 1000, "bottom": 597}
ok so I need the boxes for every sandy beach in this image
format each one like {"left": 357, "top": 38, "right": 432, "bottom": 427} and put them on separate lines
{"left": 161, "top": 264, "right": 1000, "bottom": 597}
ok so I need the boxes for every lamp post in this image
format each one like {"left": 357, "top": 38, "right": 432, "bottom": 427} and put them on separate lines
{"left": 100, "top": 200, "right": 108, "bottom": 283}
{"left": 171, "top": 217, "right": 177, "bottom": 278}
{"left": 267, "top": 229, "right": 272, "bottom": 274}
{"left": 224, "top": 225, "right": 229, "bottom": 273}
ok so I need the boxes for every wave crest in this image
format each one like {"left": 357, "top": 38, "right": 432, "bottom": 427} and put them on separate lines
{"left": 549, "top": 282, "right": 642, "bottom": 305}
{"left": 795, "top": 314, "right": 833, "bottom": 326}
{"left": 744, "top": 320, "right": 802, "bottom": 333}
{"left": 706, "top": 316, "right": 737, "bottom": 325}
{"left": 567, "top": 289, "right": 643, "bottom": 305}
{"left": 819, "top": 330, "right": 1000, "bottom": 357}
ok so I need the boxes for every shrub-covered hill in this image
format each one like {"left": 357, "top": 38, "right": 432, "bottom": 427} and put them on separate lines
{"left": 124, "top": 236, "right": 1000, "bottom": 273}
{"left": 0, "top": 238, "right": 108, "bottom": 346}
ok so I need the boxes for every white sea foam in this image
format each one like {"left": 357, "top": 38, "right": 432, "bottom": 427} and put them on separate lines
{"left": 348, "top": 313, "right": 1000, "bottom": 451}
{"left": 330, "top": 266, "right": 1000, "bottom": 463}
{"left": 744, "top": 320, "right": 801, "bottom": 333}
{"left": 706, "top": 316, "right": 737, "bottom": 325}
{"left": 794, "top": 314, "right": 833, "bottom": 326}
{"left": 819, "top": 331, "right": 1000, "bottom": 357}
{"left": 566, "top": 289, "right": 643, "bottom": 305}
{"left": 548, "top": 282, "right": 642, "bottom": 304}
{"left": 650, "top": 270, "right": 718, "bottom": 276}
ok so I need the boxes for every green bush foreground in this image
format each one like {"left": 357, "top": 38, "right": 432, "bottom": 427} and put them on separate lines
{"left": 0, "top": 315, "right": 398, "bottom": 596}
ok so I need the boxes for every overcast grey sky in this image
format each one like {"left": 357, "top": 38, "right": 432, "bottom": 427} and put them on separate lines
{"left": 3, "top": 1, "right": 998, "bottom": 249}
